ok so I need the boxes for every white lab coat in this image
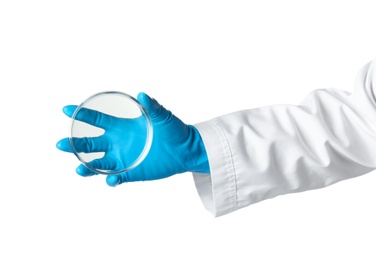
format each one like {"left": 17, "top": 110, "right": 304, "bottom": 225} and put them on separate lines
{"left": 194, "top": 59, "right": 376, "bottom": 217}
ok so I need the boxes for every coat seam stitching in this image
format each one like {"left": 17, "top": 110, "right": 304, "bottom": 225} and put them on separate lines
{"left": 211, "top": 121, "right": 238, "bottom": 211}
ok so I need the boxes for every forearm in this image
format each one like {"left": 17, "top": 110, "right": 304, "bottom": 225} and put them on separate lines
{"left": 194, "top": 59, "right": 376, "bottom": 217}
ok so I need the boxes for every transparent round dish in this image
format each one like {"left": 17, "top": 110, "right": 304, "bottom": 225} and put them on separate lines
{"left": 69, "top": 91, "right": 153, "bottom": 175}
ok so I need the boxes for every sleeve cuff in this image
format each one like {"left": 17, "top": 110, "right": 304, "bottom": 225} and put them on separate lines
{"left": 193, "top": 121, "right": 238, "bottom": 217}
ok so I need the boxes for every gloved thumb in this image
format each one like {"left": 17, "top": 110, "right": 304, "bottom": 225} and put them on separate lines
{"left": 137, "top": 92, "right": 172, "bottom": 122}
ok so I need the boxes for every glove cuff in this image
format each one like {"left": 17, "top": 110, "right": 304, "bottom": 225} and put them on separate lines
{"left": 185, "top": 125, "right": 210, "bottom": 173}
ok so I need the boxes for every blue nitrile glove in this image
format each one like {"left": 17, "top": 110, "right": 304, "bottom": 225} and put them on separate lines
{"left": 56, "top": 92, "right": 210, "bottom": 186}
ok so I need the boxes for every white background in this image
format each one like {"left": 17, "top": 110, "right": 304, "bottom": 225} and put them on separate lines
{"left": 1, "top": 1, "right": 376, "bottom": 259}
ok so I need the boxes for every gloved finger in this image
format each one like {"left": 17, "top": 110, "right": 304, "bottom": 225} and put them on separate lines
{"left": 106, "top": 174, "right": 121, "bottom": 187}
{"left": 87, "top": 157, "right": 118, "bottom": 171}
{"left": 76, "top": 164, "right": 97, "bottom": 177}
{"left": 108, "top": 170, "right": 142, "bottom": 185}
{"left": 62, "top": 105, "right": 116, "bottom": 129}
{"left": 56, "top": 136, "right": 109, "bottom": 153}
{"left": 137, "top": 92, "right": 172, "bottom": 122}
{"left": 62, "top": 105, "right": 78, "bottom": 118}
{"left": 105, "top": 167, "right": 144, "bottom": 186}
{"left": 70, "top": 136, "right": 110, "bottom": 153}
{"left": 56, "top": 138, "right": 73, "bottom": 152}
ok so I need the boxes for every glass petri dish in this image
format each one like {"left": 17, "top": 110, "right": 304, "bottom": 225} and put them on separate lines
{"left": 69, "top": 91, "right": 153, "bottom": 175}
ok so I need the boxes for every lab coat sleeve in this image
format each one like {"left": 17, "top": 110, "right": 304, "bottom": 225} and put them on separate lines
{"left": 193, "top": 59, "right": 376, "bottom": 217}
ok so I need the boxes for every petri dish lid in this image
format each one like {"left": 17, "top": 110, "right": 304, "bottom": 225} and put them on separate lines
{"left": 69, "top": 91, "right": 153, "bottom": 175}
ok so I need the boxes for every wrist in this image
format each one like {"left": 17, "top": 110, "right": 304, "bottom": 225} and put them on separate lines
{"left": 184, "top": 125, "right": 210, "bottom": 173}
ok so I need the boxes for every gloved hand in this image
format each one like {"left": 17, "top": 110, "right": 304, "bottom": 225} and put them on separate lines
{"left": 56, "top": 92, "right": 210, "bottom": 186}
